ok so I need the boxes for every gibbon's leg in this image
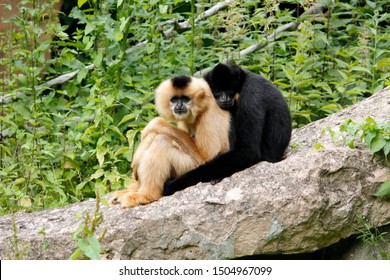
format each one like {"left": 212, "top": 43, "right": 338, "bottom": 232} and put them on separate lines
{"left": 141, "top": 117, "right": 206, "bottom": 164}
{"left": 131, "top": 131, "right": 157, "bottom": 182}
{"left": 110, "top": 132, "right": 155, "bottom": 205}
{"left": 111, "top": 134, "right": 199, "bottom": 208}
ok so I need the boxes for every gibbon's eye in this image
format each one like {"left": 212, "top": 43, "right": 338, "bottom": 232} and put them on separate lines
{"left": 213, "top": 90, "right": 236, "bottom": 109}
{"left": 170, "top": 96, "right": 191, "bottom": 103}
{"left": 181, "top": 95, "right": 191, "bottom": 103}
{"left": 170, "top": 96, "right": 180, "bottom": 103}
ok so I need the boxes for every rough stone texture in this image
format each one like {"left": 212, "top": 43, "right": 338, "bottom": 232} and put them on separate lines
{"left": 0, "top": 87, "right": 389, "bottom": 260}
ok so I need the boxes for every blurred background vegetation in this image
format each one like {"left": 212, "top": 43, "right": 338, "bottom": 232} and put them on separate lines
{"left": 0, "top": 0, "right": 389, "bottom": 215}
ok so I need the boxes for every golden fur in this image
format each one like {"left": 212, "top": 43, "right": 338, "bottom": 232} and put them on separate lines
{"left": 110, "top": 76, "right": 230, "bottom": 207}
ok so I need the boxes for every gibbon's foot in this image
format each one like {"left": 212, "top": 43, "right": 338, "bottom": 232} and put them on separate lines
{"left": 110, "top": 189, "right": 157, "bottom": 208}
{"left": 210, "top": 178, "right": 223, "bottom": 185}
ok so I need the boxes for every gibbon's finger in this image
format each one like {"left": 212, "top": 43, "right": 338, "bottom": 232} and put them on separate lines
{"left": 109, "top": 189, "right": 130, "bottom": 205}
{"left": 116, "top": 190, "right": 157, "bottom": 208}
{"left": 210, "top": 178, "right": 223, "bottom": 185}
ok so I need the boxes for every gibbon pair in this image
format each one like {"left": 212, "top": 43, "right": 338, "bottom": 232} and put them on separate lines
{"left": 110, "top": 76, "right": 230, "bottom": 207}
{"left": 164, "top": 63, "right": 292, "bottom": 195}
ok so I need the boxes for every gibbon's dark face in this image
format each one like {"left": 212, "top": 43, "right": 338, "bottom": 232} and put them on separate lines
{"left": 212, "top": 89, "right": 236, "bottom": 109}
{"left": 170, "top": 95, "right": 192, "bottom": 117}
{"left": 170, "top": 75, "right": 193, "bottom": 119}
{"left": 204, "top": 63, "right": 244, "bottom": 109}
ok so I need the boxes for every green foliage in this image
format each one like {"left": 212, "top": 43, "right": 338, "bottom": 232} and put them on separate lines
{"left": 356, "top": 215, "right": 389, "bottom": 260}
{"left": 1, "top": 0, "right": 389, "bottom": 215}
{"left": 330, "top": 117, "right": 390, "bottom": 158}
{"left": 373, "top": 181, "right": 390, "bottom": 197}
{"left": 70, "top": 192, "right": 106, "bottom": 260}
{"left": 6, "top": 214, "right": 28, "bottom": 259}
{"left": 329, "top": 117, "right": 390, "bottom": 197}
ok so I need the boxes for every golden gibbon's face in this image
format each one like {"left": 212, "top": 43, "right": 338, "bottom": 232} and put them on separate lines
{"left": 169, "top": 95, "right": 193, "bottom": 119}
{"left": 155, "top": 75, "right": 213, "bottom": 122}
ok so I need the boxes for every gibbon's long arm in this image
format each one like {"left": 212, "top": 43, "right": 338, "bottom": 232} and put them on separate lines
{"left": 164, "top": 63, "right": 292, "bottom": 196}
{"left": 163, "top": 149, "right": 259, "bottom": 195}
{"left": 163, "top": 101, "right": 265, "bottom": 195}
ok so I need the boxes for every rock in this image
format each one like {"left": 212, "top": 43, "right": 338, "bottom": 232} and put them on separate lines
{"left": 0, "top": 87, "right": 389, "bottom": 260}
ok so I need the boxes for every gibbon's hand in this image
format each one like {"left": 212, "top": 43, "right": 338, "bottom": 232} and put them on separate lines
{"left": 163, "top": 180, "right": 176, "bottom": 196}
{"left": 210, "top": 178, "right": 223, "bottom": 185}
{"left": 163, "top": 175, "right": 222, "bottom": 196}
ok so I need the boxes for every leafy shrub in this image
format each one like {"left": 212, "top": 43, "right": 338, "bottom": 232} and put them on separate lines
{"left": 329, "top": 117, "right": 390, "bottom": 197}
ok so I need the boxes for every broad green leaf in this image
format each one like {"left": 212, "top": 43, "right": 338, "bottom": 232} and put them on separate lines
{"left": 159, "top": 5, "right": 168, "bottom": 14}
{"left": 114, "top": 147, "right": 129, "bottom": 157}
{"left": 78, "top": 235, "right": 101, "bottom": 260}
{"left": 383, "top": 142, "right": 390, "bottom": 157}
{"left": 19, "top": 197, "right": 32, "bottom": 207}
{"left": 13, "top": 178, "right": 26, "bottom": 185}
{"left": 351, "top": 66, "right": 371, "bottom": 75}
{"left": 109, "top": 125, "right": 126, "bottom": 141}
{"left": 0, "top": 116, "right": 17, "bottom": 127}
{"left": 373, "top": 181, "right": 390, "bottom": 197}
{"left": 145, "top": 43, "right": 156, "bottom": 54}
{"left": 91, "top": 169, "right": 105, "bottom": 180}
{"left": 118, "top": 114, "right": 135, "bottom": 126}
{"left": 84, "top": 23, "right": 95, "bottom": 36}
{"left": 78, "top": 0, "right": 88, "bottom": 8}
{"left": 96, "top": 146, "right": 108, "bottom": 167}
{"left": 0, "top": 144, "right": 11, "bottom": 156}
{"left": 76, "top": 180, "right": 89, "bottom": 191}
{"left": 377, "top": 58, "right": 390, "bottom": 70}
{"left": 119, "top": 17, "right": 130, "bottom": 32}
{"left": 69, "top": 248, "right": 82, "bottom": 260}
{"left": 93, "top": 51, "right": 103, "bottom": 67}
{"left": 370, "top": 136, "right": 386, "bottom": 154}
{"left": 121, "top": 75, "right": 133, "bottom": 85}
{"left": 77, "top": 67, "right": 88, "bottom": 83}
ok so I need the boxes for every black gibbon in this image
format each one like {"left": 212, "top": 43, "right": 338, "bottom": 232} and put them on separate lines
{"left": 110, "top": 75, "right": 230, "bottom": 207}
{"left": 163, "top": 63, "right": 292, "bottom": 195}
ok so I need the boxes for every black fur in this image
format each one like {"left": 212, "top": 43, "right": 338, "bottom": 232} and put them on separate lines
{"left": 171, "top": 75, "right": 192, "bottom": 89}
{"left": 163, "top": 63, "right": 292, "bottom": 195}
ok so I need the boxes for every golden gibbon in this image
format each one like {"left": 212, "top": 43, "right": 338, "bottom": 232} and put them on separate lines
{"left": 110, "top": 75, "right": 230, "bottom": 207}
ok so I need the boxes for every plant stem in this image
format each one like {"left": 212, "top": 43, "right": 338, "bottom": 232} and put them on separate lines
{"left": 190, "top": 0, "right": 196, "bottom": 74}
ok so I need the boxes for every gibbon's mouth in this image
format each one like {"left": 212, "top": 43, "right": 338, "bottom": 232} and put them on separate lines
{"left": 174, "top": 109, "right": 188, "bottom": 115}
{"left": 218, "top": 100, "right": 234, "bottom": 109}
{"left": 174, "top": 111, "right": 188, "bottom": 119}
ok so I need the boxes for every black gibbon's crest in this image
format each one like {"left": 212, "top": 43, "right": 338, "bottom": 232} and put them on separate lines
{"left": 171, "top": 75, "right": 192, "bottom": 90}
{"left": 205, "top": 63, "right": 245, "bottom": 91}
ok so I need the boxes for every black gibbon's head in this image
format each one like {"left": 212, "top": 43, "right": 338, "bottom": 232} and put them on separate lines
{"left": 155, "top": 75, "right": 213, "bottom": 121}
{"left": 204, "top": 63, "right": 245, "bottom": 109}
